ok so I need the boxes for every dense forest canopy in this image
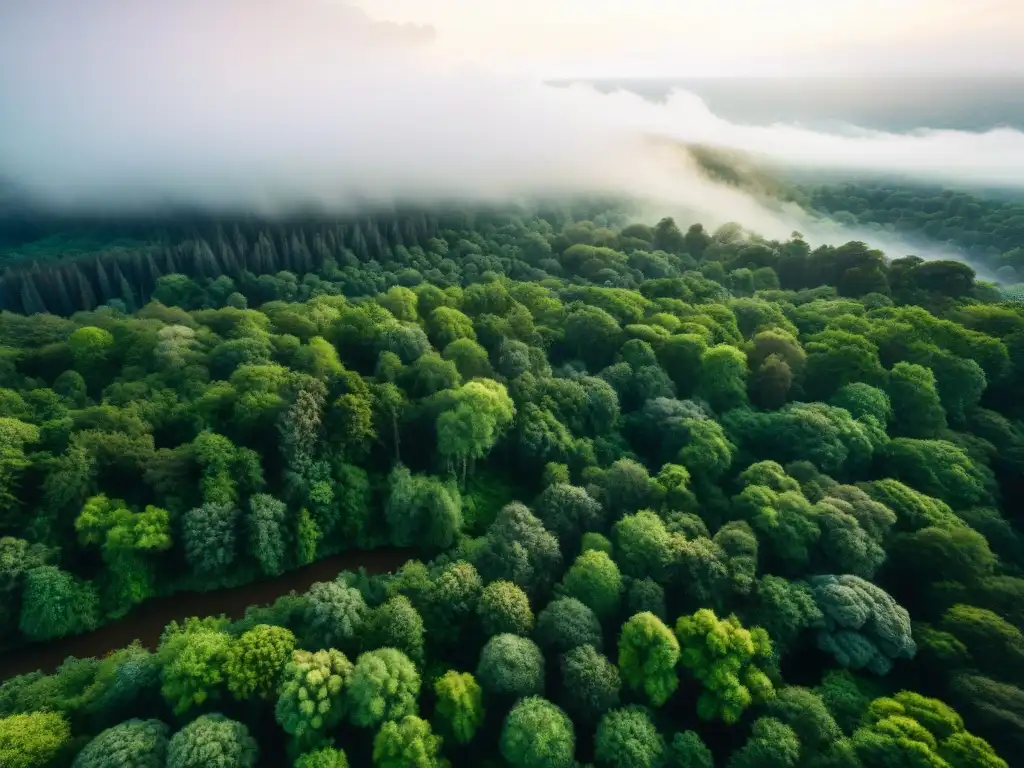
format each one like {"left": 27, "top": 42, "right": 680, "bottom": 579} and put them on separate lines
{"left": 1, "top": 198, "right": 1023, "bottom": 767}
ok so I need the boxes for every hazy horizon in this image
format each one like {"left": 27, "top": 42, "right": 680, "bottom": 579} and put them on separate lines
{"left": 554, "top": 75, "right": 1024, "bottom": 133}
{"left": 354, "top": 0, "right": 1024, "bottom": 78}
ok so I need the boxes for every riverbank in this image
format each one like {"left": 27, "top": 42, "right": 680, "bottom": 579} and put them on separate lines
{"left": 0, "top": 547, "right": 415, "bottom": 680}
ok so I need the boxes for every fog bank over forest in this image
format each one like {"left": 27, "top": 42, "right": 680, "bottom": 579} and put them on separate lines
{"left": 1, "top": 0, "right": 1023, "bottom": 269}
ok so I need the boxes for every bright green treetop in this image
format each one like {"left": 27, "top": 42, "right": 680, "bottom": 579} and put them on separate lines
{"left": 675, "top": 608, "right": 775, "bottom": 724}
{"left": 618, "top": 612, "right": 680, "bottom": 707}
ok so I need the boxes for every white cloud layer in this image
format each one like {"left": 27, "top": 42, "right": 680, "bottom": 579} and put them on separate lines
{"left": 1, "top": 0, "right": 1022, "bottom": 250}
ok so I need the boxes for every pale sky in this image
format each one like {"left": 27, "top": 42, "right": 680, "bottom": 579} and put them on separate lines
{"left": 354, "top": 0, "right": 1024, "bottom": 77}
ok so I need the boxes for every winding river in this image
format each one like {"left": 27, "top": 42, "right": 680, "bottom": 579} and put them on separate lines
{"left": 0, "top": 547, "right": 415, "bottom": 681}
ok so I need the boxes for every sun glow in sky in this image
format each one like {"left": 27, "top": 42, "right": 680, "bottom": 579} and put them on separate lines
{"left": 354, "top": 0, "right": 1024, "bottom": 77}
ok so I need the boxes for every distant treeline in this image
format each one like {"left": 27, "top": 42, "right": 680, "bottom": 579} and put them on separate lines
{"left": 0, "top": 197, "right": 1004, "bottom": 319}
{"left": 804, "top": 182, "right": 1024, "bottom": 279}
{"left": 688, "top": 148, "right": 1024, "bottom": 280}
{"left": 0, "top": 208, "right": 519, "bottom": 316}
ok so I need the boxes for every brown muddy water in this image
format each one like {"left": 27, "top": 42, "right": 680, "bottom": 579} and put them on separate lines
{"left": 0, "top": 547, "right": 415, "bottom": 681}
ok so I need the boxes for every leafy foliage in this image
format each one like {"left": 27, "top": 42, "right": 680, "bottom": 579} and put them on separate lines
{"left": 275, "top": 649, "right": 353, "bottom": 747}
{"left": 364, "top": 595, "right": 426, "bottom": 664}
{"left": 474, "top": 502, "right": 562, "bottom": 597}
{"left": 668, "top": 731, "right": 713, "bottom": 768}
{"left": 560, "top": 644, "right": 621, "bottom": 723}
{"left": 675, "top": 609, "right": 775, "bottom": 723}
{"left": 595, "top": 706, "right": 665, "bottom": 768}
{"left": 72, "top": 718, "right": 169, "bottom": 768}
{"left": 0, "top": 711, "right": 71, "bottom": 768}
{"left": 348, "top": 648, "right": 420, "bottom": 729}
{"left": 433, "top": 671, "right": 484, "bottom": 745}
{"left": 158, "top": 620, "right": 234, "bottom": 715}
{"left": 225, "top": 624, "right": 295, "bottom": 701}
{"left": 535, "top": 597, "right": 603, "bottom": 655}
{"left": 727, "top": 717, "right": 800, "bottom": 768}
{"left": 500, "top": 696, "right": 576, "bottom": 768}
{"left": 809, "top": 574, "right": 917, "bottom": 675}
{"left": 478, "top": 580, "right": 534, "bottom": 636}
{"left": 477, "top": 633, "right": 545, "bottom": 699}
{"left": 182, "top": 503, "right": 240, "bottom": 577}
{"left": 372, "top": 715, "right": 448, "bottom": 768}
{"left": 18, "top": 565, "right": 98, "bottom": 641}
{"left": 618, "top": 612, "right": 680, "bottom": 707}
{"left": 166, "top": 714, "right": 258, "bottom": 768}
{"left": 301, "top": 580, "right": 368, "bottom": 652}
{"left": 560, "top": 549, "right": 623, "bottom": 621}
{"left": 295, "top": 748, "right": 349, "bottom": 768}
